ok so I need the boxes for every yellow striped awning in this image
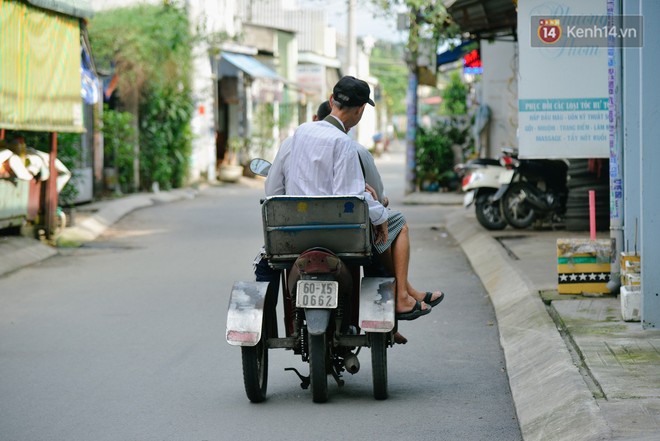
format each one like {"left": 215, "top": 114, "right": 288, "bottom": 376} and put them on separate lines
{"left": 0, "top": 0, "right": 83, "bottom": 132}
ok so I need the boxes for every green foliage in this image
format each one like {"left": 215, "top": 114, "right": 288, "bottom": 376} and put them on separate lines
{"left": 370, "top": 42, "right": 408, "bottom": 116}
{"left": 440, "top": 72, "right": 468, "bottom": 115}
{"left": 56, "top": 133, "right": 81, "bottom": 205}
{"left": 102, "top": 106, "right": 136, "bottom": 192}
{"left": 89, "top": 2, "right": 193, "bottom": 191}
{"left": 139, "top": 87, "right": 193, "bottom": 190}
{"left": 251, "top": 103, "right": 275, "bottom": 160}
{"left": 414, "top": 122, "right": 455, "bottom": 190}
{"left": 371, "top": 1, "right": 460, "bottom": 64}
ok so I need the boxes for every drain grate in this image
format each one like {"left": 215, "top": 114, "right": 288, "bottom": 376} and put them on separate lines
{"left": 493, "top": 235, "right": 530, "bottom": 261}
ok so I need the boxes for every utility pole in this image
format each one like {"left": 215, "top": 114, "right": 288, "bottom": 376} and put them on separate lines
{"left": 347, "top": 0, "right": 357, "bottom": 76}
{"left": 404, "top": 7, "right": 419, "bottom": 194}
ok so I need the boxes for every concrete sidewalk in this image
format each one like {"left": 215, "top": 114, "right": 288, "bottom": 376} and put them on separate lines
{"left": 440, "top": 200, "right": 660, "bottom": 441}
{"left": 1, "top": 180, "right": 659, "bottom": 441}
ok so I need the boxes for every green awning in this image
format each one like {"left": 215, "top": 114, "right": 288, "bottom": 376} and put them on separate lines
{"left": 0, "top": 0, "right": 84, "bottom": 133}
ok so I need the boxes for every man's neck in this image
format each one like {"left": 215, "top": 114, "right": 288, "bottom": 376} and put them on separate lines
{"left": 324, "top": 114, "right": 347, "bottom": 133}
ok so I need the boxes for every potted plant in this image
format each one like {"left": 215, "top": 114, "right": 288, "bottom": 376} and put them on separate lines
{"left": 218, "top": 136, "right": 244, "bottom": 183}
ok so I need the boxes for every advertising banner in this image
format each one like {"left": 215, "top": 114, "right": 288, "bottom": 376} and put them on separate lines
{"left": 518, "top": 0, "right": 641, "bottom": 158}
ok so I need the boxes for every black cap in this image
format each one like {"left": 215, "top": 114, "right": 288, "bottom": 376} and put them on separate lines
{"left": 332, "top": 76, "right": 375, "bottom": 107}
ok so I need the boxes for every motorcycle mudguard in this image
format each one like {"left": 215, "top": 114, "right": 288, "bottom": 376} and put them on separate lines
{"left": 492, "top": 183, "right": 510, "bottom": 202}
{"left": 463, "top": 190, "right": 475, "bottom": 208}
{"left": 226, "top": 281, "right": 270, "bottom": 346}
{"left": 305, "top": 309, "right": 332, "bottom": 335}
{"left": 359, "top": 277, "right": 396, "bottom": 332}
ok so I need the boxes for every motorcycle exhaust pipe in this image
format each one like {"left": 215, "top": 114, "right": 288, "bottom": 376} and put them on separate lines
{"left": 344, "top": 353, "right": 360, "bottom": 374}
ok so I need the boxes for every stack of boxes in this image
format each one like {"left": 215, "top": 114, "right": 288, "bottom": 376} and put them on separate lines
{"left": 620, "top": 252, "right": 641, "bottom": 321}
{"left": 557, "top": 238, "right": 613, "bottom": 295}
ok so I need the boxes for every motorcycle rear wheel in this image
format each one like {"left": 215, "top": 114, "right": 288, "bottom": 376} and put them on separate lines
{"left": 501, "top": 183, "right": 536, "bottom": 229}
{"left": 370, "top": 333, "right": 388, "bottom": 400}
{"left": 475, "top": 190, "right": 507, "bottom": 230}
{"left": 241, "top": 307, "right": 271, "bottom": 403}
{"left": 309, "top": 333, "right": 329, "bottom": 403}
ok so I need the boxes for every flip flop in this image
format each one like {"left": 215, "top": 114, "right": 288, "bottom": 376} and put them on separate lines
{"left": 396, "top": 300, "right": 431, "bottom": 321}
{"left": 423, "top": 291, "right": 445, "bottom": 307}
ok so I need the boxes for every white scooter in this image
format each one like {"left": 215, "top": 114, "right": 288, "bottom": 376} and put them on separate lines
{"left": 455, "top": 157, "right": 509, "bottom": 230}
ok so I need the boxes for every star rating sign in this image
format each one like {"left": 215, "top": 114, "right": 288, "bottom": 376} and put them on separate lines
{"left": 559, "top": 272, "right": 611, "bottom": 284}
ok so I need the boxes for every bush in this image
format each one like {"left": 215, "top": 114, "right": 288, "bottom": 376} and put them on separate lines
{"left": 415, "top": 122, "right": 455, "bottom": 191}
{"left": 102, "top": 107, "right": 136, "bottom": 193}
{"left": 139, "top": 87, "right": 193, "bottom": 189}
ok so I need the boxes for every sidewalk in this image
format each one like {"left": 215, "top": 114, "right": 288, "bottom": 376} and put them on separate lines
{"left": 1, "top": 180, "right": 659, "bottom": 441}
{"left": 437, "top": 196, "right": 660, "bottom": 441}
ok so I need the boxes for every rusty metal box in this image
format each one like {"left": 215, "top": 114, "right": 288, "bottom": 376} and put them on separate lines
{"left": 262, "top": 195, "right": 372, "bottom": 266}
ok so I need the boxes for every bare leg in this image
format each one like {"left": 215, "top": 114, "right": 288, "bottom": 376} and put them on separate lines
{"left": 388, "top": 224, "right": 428, "bottom": 313}
{"left": 378, "top": 225, "right": 443, "bottom": 305}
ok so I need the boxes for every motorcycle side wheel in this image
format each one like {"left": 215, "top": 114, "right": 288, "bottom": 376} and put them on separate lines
{"left": 240, "top": 307, "right": 272, "bottom": 403}
{"left": 474, "top": 190, "right": 507, "bottom": 230}
{"left": 501, "top": 183, "right": 536, "bottom": 229}
{"left": 309, "top": 333, "right": 329, "bottom": 403}
{"left": 370, "top": 333, "right": 388, "bottom": 400}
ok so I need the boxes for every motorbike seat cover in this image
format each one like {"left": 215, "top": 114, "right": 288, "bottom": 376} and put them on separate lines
{"left": 469, "top": 158, "right": 501, "bottom": 167}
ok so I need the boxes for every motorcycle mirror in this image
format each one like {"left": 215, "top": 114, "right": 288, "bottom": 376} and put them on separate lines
{"left": 249, "top": 158, "right": 272, "bottom": 177}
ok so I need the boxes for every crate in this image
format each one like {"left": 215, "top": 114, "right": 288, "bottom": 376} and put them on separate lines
{"left": 620, "top": 252, "right": 641, "bottom": 286}
{"left": 620, "top": 285, "right": 641, "bottom": 322}
{"left": 557, "top": 238, "right": 613, "bottom": 294}
{"left": 262, "top": 195, "right": 372, "bottom": 267}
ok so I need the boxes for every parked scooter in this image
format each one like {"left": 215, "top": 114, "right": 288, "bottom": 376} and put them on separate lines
{"left": 492, "top": 148, "right": 569, "bottom": 229}
{"left": 455, "top": 157, "right": 509, "bottom": 230}
{"left": 226, "top": 158, "right": 397, "bottom": 403}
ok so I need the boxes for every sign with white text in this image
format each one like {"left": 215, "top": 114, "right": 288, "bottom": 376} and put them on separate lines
{"left": 518, "top": 0, "right": 613, "bottom": 158}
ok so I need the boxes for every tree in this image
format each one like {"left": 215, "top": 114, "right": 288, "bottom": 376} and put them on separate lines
{"left": 88, "top": 1, "right": 193, "bottom": 191}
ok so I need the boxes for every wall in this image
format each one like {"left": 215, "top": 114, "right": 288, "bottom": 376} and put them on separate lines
{"left": 480, "top": 40, "right": 518, "bottom": 158}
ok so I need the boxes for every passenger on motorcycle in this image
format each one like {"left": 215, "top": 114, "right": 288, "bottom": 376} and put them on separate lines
{"left": 262, "top": 77, "right": 443, "bottom": 321}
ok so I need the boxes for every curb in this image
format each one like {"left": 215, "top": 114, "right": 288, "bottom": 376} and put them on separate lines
{"left": 0, "top": 236, "right": 57, "bottom": 277}
{"left": 445, "top": 210, "right": 612, "bottom": 441}
{"left": 56, "top": 189, "right": 198, "bottom": 247}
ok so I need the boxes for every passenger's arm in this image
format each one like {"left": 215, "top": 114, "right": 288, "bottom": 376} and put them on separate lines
{"left": 333, "top": 140, "right": 388, "bottom": 226}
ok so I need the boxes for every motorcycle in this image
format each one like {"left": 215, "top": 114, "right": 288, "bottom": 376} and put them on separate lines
{"left": 455, "top": 157, "right": 509, "bottom": 230}
{"left": 225, "top": 158, "right": 397, "bottom": 403}
{"left": 492, "top": 148, "right": 569, "bottom": 229}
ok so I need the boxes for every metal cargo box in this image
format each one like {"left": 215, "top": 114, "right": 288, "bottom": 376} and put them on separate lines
{"left": 262, "top": 195, "right": 372, "bottom": 266}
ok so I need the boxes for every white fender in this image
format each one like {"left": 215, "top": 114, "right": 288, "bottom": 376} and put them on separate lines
{"left": 226, "top": 281, "right": 270, "bottom": 346}
{"left": 359, "top": 277, "right": 395, "bottom": 332}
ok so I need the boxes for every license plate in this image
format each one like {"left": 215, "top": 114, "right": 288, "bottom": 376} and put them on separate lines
{"left": 296, "top": 280, "right": 338, "bottom": 308}
{"left": 463, "top": 190, "right": 475, "bottom": 207}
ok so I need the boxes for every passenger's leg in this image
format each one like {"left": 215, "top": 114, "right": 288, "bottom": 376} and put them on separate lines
{"left": 378, "top": 225, "right": 443, "bottom": 306}
{"left": 389, "top": 224, "right": 429, "bottom": 313}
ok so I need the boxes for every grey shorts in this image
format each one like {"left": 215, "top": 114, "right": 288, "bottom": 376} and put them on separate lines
{"left": 372, "top": 210, "right": 406, "bottom": 255}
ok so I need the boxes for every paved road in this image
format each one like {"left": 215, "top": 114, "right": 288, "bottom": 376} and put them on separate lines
{"left": 0, "top": 158, "right": 522, "bottom": 440}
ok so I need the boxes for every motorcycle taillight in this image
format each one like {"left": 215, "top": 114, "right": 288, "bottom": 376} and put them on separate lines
{"left": 461, "top": 174, "right": 472, "bottom": 189}
{"left": 500, "top": 156, "right": 517, "bottom": 169}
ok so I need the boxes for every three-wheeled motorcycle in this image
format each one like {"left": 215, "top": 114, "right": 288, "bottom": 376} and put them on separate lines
{"left": 226, "top": 160, "right": 396, "bottom": 403}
